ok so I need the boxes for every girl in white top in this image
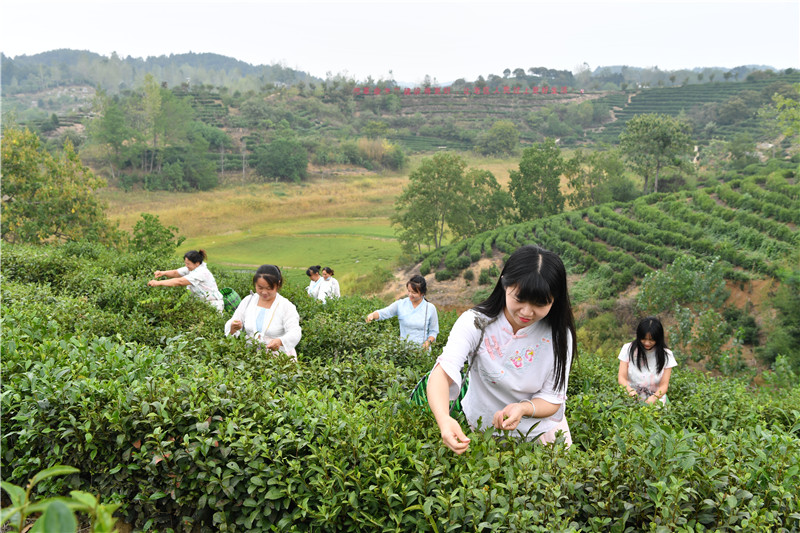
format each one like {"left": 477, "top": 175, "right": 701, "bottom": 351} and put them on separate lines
{"left": 224, "top": 264, "right": 302, "bottom": 358}
{"left": 148, "top": 249, "right": 224, "bottom": 313}
{"left": 319, "top": 267, "right": 341, "bottom": 302}
{"left": 427, "top": 246, "right": 577, "bottom": 455}
{"left": 305, "top": 265, "right": 325, "bottom": 301}
{"left": 618, "top": 316, "right": 677, "bottom": 404}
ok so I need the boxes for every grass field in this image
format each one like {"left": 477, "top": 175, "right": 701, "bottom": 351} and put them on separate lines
{"left": 99, "top": 154, "right": 532, "bottom": 290}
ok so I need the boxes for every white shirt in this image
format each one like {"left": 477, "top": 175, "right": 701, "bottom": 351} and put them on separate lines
{"left": 434, "top": 310, "right": 572, "bottom": 440}
{"left": 307, "top": 278, "right": 324, "bottom": 300}
{"left": 224, "top": 293, "right": 302, "bottom": 357}
{"left": 177, "top": 263, "right": 224, "bottom": 312}
{"left": 618, "top": 342, "right": 677, "bottom": 400}
{"left": 320, "top": 277, "right": 340, "bottom": 302}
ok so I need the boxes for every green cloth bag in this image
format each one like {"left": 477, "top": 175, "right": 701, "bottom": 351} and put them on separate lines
{"left": 220, "top": 287, "right": 241, "bottom": 313}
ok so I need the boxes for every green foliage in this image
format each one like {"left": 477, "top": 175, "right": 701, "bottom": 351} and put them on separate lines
{"left": 1, "top": 127, "right": 119, "bottom": 245}
{"left": 636, "top": 255, "right": 729, "bottom": 316}
{"left": 254, "top": 137, "right": 309, "bottom": 182}
{"left": 0, "top": 465, "right": 121, "bottom": 533}
{"left": 758, "top": 265, "right": 800, "bottom": 370}
{"left": 508, "top": 138, "right": 570, "bottom": 222}
{"left": 474, "top": 119, "right": 519, "bottom": 156}
{"left": 392, "top": 152, "right": 468, "bottom": 251}
{"left": 2, "top": 241, "right": 800, "bottom": 531}
{"left": 129, "top": 213, "right": 186, "bottom": 255}
{"left": 619, "top": 113, "right": 694, "bottom": 194}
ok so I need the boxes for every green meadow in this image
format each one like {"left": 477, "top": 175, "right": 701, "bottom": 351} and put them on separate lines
{"left": 182, "top": 217, "right": 401, "bottom": 289}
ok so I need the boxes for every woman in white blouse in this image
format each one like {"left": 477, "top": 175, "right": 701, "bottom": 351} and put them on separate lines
{"left": 224, "top": 264, "right": 302, "bottom": 358}
{"left": 426, "top": 246, "right": 577, "bottom": 454}
{"left": 319, "top": 267, "right": 341, "bottom": 302}
{"left": 148, "top": 249, "right": 224, "bottom": 312}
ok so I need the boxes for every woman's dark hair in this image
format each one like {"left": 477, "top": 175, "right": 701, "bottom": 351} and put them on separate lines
{"left": 306, "top": 265, "right": 321, "bottom": 277}
{"left": 407, "top": 274, "right": 427, "bottom": 296}
{"left": 184, "top": 250, "right": 207, "bottom": 264}
{"left": 474, "top": 245, "right": 576, "bottom": 391}
{"left": 253, "top": 264, "right": 283, "bottom": 289}
{"left": 322, "top": 267, "right": 334, "bottom": 276}
{"left": 629, "top": 316, "right": 668, "bottom": 373}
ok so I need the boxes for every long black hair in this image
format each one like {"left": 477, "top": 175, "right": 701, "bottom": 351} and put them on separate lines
{"left": 474, "top": 245, "right": 576, "bottom": 392}
{"left": 628, "top": 316, "right": 668, "bottom": 373}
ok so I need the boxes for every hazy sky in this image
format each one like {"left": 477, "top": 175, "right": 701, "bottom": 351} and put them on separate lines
{"left": 1, "top": 0, "right": 798, "bottom": 84}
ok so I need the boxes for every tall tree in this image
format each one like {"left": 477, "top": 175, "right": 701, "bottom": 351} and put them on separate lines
{"left": 392, "top": 152, "right": 468, "bottom": 252}
{"left": 1, "top": 127, "right": 118, "bottom": 244}
{"left": 141, "top": 74, "right": 162, "bottom": 173}
{"left": 451, "top": 168, "right": 512, "bottom": 238}
{"left": 89, "top": 94, "right": 134, "bottom": 180}
{"left": 619, "top": 113, "right": 693, "bottom": 194}
{"left": 772, "top": 83, "right": 800, "bottom": 137}
{"left": 566, "top": 149, "right": 630, "bottom": 208}
{"left": 508, "top": 139, "right": 571, "bottom": 222}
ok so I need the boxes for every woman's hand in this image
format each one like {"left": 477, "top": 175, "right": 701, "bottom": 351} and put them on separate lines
{"left": 229, "top": 319, "right": 243, "bottom": 335}
{"left": 439, "top": 416, "right": 471, "bottom": 454}
{"left": 265, "top": 337, "right": 283, "bottom": 351}
{"left": 153, "top": 270, "right": 164, "bottom": 278}
{"left": 493, "top": 402, "right": 527, "bottom": 432}
{"left": 365, "top": 312, "right": 376, "bottom": 323}
{"left": 147, "top": 280, "right": 160, "bottom": 287}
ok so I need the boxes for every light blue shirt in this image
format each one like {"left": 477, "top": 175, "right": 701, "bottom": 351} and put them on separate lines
{"left": 377, "top": 298, "right": 439, "bottom": 345}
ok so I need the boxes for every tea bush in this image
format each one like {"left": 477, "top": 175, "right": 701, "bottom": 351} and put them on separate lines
{"left": 2, "top": 242, "right": 799, "bottom": 531}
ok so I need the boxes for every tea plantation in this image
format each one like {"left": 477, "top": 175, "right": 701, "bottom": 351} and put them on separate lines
{"left": 2, "top": 241, "right": 799, "bottom": 532}
{"left": 420, "top": 172, "right": 800, "bottom": 301}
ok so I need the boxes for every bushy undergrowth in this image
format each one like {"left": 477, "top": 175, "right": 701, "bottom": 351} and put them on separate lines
{"left": 2, "top": 243, "right": 799, "bottom": 532}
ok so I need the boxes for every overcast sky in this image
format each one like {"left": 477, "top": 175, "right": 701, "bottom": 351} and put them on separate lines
{"left": 1, "top": 0, "right": 798, "bottom": 84}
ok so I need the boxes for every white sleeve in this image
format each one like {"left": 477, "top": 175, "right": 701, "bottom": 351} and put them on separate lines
{"left": 224, "top": 295, "right": 252, "bottom": 336}
{"left": 618, "top": 342, "right": 631, "bottom": 362}
{"left": 177, "top": 266, "right": 190, "bottom": 276}
{"left": 665, "top": 348, "right": 678, "bottom": 369}
{"left": 277, "top": 303, "right": 302, "bottom": 353}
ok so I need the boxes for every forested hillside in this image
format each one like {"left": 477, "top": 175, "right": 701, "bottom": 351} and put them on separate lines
{"left": 4, "top": 49, "right": 797, "bottom": 196}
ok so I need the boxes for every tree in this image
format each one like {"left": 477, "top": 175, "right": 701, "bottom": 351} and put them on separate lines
{"left": 619, "top": 114, "right": 693, "bottom": 194}
{"left": 392, "top": 152, "right": 468, "bottom": 252}
{"left": 89, "top": 94, "right": 134, "bottom": 180}
{"left": 475, "top": 120, "right": 519, "bottom": 156}
{"left": 566, "top": 149, "right": 630, "bottom": 208}
{"left": 508, "top": 139, "right": 571, "bottom": 222}
{"left": 727, "top": 133, "right": 759, "bottom": 169}
{"left": 130, "top": 213, "right": 185, "bottom": 254}
{"left": 141, "top": 74, "right": 162, "bottom": 173}
{"left": 254, "top": 138, "right": 308, "bottom": 182}
{"left": 772, "top": 83, "right": 800, "bottom": 137}
{"left": 451, "top": 168, "right": 511, "bottom": 238}
{"left": 1, "top": 127, "right": 118, "bottom": 244}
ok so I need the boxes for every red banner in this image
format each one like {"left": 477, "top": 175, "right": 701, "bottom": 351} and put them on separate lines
{"left": 353, "top": 86, "right": 569, "bottom": 96}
